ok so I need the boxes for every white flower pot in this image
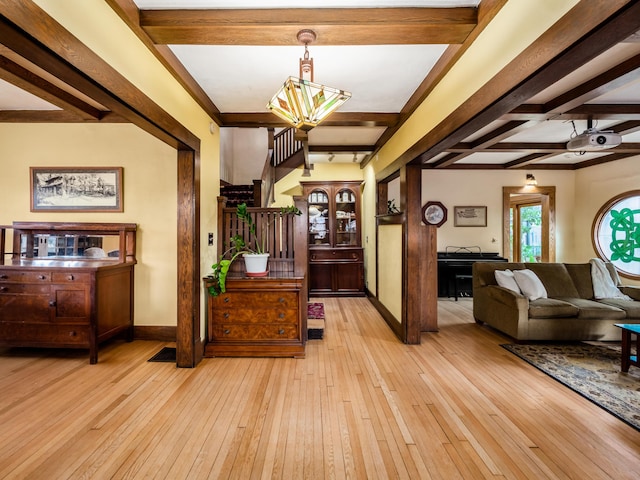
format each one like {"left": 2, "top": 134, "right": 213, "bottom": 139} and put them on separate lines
{"left": 243, "top": 253, "right": 269, "bottom": 277}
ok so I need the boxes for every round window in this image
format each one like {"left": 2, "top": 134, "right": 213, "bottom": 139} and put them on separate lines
{"left": 592, "top": 190, "right": 640, "bottom": 279}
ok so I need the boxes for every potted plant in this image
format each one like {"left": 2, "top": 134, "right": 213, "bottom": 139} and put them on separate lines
{"left": 232, "top": 202, "right": 301, "bottom": 276}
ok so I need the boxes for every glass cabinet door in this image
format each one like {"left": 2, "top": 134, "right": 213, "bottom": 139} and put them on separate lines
{"left": 308, "top": 189, "right": 330, "bottom": 245}
{"left": 335, "top": 188, "right": 357, "bottom": 246}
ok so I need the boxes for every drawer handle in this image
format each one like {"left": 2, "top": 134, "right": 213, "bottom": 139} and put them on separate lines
{"left": 279, "top": 313, "right": 285, "bottom": 319}
{"left": 0, "top": 274, "right": 7, "bottom": 279}
{"left": 278, "top": 329, "right": 285, "bottom": 335}
{"left": 224, "top": 297, "right": 230, "bottom": 303}
{"left": 49, "top": 300, "right": 57, "bottom": 307}
{"left": 38, "top": 275, "right": 46, "bottom": 280}
{"left": 0, "top": 286, "right": 7, "bottom": 292}
{"left": 67, "top": 275, "right": 75, "bottom": 281}
{"left": 224, "top": 329, "right": 230, "bottom": 335}
{"left": 224, "top": 313, "right": 230, "bottom": 318}
{"left": 278, "top": 297, "right": 285, "bottom": 303}
{"left": 69, "top": 331, "right": 76, "bottom": 337}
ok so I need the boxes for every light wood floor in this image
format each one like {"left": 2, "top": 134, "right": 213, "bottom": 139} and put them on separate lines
{"left": 1, "top": 298, "right": 639, "bottom": 479}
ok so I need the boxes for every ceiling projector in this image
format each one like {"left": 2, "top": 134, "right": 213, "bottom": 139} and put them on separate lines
{"left": 566, "top": 129, "right": 622, "bottom": 151}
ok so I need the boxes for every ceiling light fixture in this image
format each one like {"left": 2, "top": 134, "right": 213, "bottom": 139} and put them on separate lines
{"left": 328, "top": 153, "right": 335, "bottom": 162}
{"left": 525, "top": 173, "right": 538, "bottom": 186}
{"left": 352, "top": 153, "right": 358, "bottom": 163}
{"left": 267, "top": 29, "right": 351, "bottom": 132}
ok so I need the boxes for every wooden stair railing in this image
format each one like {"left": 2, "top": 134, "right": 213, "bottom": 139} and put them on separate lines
{"left": 217, "top": 196, "right": 308, "bottom": 278}
{"left": 258, "top": 127, "right": 305, "bottom": 207}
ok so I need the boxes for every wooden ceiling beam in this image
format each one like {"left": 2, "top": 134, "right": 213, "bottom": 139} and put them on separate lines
{"left": 543, "top": 52, "right": 640, "bottom": 114}
{"left": 397, "top": 0, "right": 640, "bottom": 173}
{"left": 0, "top": 7, "right": 199, "bottom": 151}
{"left": 0, "top": 54, "right": 104, "bottom": 120}
{"left": 0, "top": 110, "right": 128, "bottom": 123}
{"left": 140, "top": 8, "right": 477, "bottom": 45}
{"left": 504, "top": 153, "right": 558, "bottom": 168}
{"left": 219, "top": 112, "right": 398, "bottom": 128}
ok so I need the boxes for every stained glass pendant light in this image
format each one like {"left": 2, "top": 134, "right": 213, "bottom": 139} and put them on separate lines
{"left": 267, "top": 29, "right": 351, "bottom": 132}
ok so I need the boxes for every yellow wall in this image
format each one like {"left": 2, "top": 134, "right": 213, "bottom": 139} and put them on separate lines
{"left": 0, "top": 124, "right": 178, "bottom": 326}
{"left": 28, "top": 0, "right": 221, "bottom": 333}
{"left": 377, "top": 225, "right": 403, "bottom": 322}
{"left": 274, "top": 163, "right": 365, "bottom": 206}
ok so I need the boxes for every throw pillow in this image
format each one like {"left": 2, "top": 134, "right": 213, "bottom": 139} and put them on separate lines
{"left": 513, "top": 269, "right": 548, "bottom": 300}
{"left": 495, "top": 269, "right": 521, "bottom": 294}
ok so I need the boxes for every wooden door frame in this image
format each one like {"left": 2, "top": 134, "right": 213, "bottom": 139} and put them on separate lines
{"left": 502, "top": 186, "right": 555, "bottom": 263}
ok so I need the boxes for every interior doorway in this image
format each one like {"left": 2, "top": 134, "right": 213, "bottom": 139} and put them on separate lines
{"left": 503, "top": 186, "right": 556, "bottom": 262}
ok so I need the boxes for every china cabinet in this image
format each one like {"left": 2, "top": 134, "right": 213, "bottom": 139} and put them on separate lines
{"left": 302, "top": 181, "right": 364, "bottom": 296}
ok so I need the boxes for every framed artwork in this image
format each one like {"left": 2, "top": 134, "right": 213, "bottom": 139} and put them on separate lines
{"left": 422, "top": 201, "right": 447, "bottom": 227}
{"left": 454, "top": 206, "right": 487, "bottom": 227}
{"left": 592, "top": 190, "right": 640, "bottom": 279}
{"left": 30, "top": 167, "right": 123, "bottom": 212}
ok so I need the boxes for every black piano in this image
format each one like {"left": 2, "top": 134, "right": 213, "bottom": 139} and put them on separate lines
{"left": 437, "top": 246, "right": 508, "bottom": 299}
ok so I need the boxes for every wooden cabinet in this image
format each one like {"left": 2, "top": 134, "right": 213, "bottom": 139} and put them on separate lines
{"left": 302, "top": 181, "right": 364, "bottom": 297}
{"left": 205, "top": 275, "right": 305, "bottom": 358}
{"left": 0, "top": 222, "right": 136, "bottom": 364}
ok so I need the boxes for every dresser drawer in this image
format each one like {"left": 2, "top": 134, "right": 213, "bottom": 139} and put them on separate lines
{"left": 0, "top": 270, "right": 51, "bottom": 283}
{"left": 210, "top": 323, "right": 298, "bottom": 341}
{"left": 0, "top": 283, "right": 50, "bottom": 295}
{"left": 211, "top": 307, "right": 297, "bottom": 325}
{"left": 0, "top": 323, "right": 90, "bottom": 345}
{"left": 309, "top": 248, "right": 363, "bottom": 262}
{"left": 52, "top": 272, "right": 91, "bottom": 283}
{"left": 213, "top": 291, "right": 298, "bottom": 309}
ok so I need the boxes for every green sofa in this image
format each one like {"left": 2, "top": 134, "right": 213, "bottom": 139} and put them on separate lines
{"left": 472, "top": 261, "right": 640, "bottom": 341}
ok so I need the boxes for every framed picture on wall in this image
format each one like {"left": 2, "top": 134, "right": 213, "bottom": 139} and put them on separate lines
{"left": 30, "top": 167, "right": 124, "bottom": 212}
{"left": 454, "top": 206, "right": 487, "bottom": 227}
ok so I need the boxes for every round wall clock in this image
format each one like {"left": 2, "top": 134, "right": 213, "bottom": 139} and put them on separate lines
{"left": 422, "top": 201, "right": 447, "bottom": 227}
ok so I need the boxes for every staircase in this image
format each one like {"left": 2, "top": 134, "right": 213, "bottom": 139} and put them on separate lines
{"left": 220, "top": 181, "right": 260, "bottom": 207}
{"left": 222, "top": 127, "right": 305, "bottom": 208}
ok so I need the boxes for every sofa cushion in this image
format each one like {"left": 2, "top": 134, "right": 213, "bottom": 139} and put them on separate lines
{"left": 597, "top": 298, "right": 640, "bottom": 319}
{"left": 557, "top": 298, "right": 626, "bottom": 320}
{"left": 564, "top": 263, "right": 594, "bottom": 299}
{"left": 513, "top": 269, "right": 547, "bottom": 300}
{"left": 473, "top": 262, "right": 525, "bottom": 288}
{"left": 495, "top": 269, "right": 521, "bottom": 294}
{"left": 526, "top": 263, "right": 580, "bottom": 298}
{"left": 528, "top": 298, "right": 580, "bottom": 318}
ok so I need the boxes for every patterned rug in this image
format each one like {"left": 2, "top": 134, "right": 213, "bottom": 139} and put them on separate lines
{"left": 502, "top": 343, "right": 640, "bottom": 431}
{"left": 308, "top": 302, "right": 325, "bottom": 340}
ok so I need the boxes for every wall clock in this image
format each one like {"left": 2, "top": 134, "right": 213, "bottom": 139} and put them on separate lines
{"left": 422, "top": 201, "right": 447, "bottom": 227}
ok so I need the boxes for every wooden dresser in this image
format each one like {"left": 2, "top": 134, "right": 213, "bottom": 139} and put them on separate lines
{"left": 0, "top": 222, "right": 136, "bottom": 364}
{"left": 205, "top": 275, "right": 304, "bottom": 358}
{"left": 204, "top": 196, "right": 308, "bottom": 358}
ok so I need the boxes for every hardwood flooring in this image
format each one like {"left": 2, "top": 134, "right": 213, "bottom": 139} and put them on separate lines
{"left": 0, "top": 297, "right": 638, "bottom": 479}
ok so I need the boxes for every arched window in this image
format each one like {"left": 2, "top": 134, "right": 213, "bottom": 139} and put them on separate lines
{"left": 592, "top": 190, "right": 640, "bottom": 279}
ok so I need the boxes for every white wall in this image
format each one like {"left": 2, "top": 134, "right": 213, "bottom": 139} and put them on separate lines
{"left": 221, "top": 128, "right": 269, "bottom": 185}
{"left": 421, "top": 169, "right": 577, "bottom": 261}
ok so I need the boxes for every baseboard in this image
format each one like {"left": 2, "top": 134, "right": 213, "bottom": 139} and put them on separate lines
{"left": 367, "top": 295, "right": 404, "bottom": 341}
{"left": 133, "top": 325, "right": 176, "bottom": 342}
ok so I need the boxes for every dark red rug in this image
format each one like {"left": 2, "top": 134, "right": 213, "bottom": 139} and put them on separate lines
{"left": 307, "top": 302, "right": 325, "bottom": 340}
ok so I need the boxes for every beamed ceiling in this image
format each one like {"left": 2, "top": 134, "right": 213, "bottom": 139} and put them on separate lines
{"left": 1, "top": 1, "right": 640, "bottom": 171}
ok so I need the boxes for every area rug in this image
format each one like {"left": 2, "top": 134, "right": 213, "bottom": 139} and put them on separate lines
{"left": 147, "top": 347, "right": 176, "bottom": 362}
{"left": 502, "top": 343, "right": 640, "bottom": 431}
{"left": 308, "top": 302, "right": 325, "bottom": 340}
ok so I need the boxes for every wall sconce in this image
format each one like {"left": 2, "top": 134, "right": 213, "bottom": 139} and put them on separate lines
{"left": 525, "top": 174, "right": 537, "bottom": 186}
